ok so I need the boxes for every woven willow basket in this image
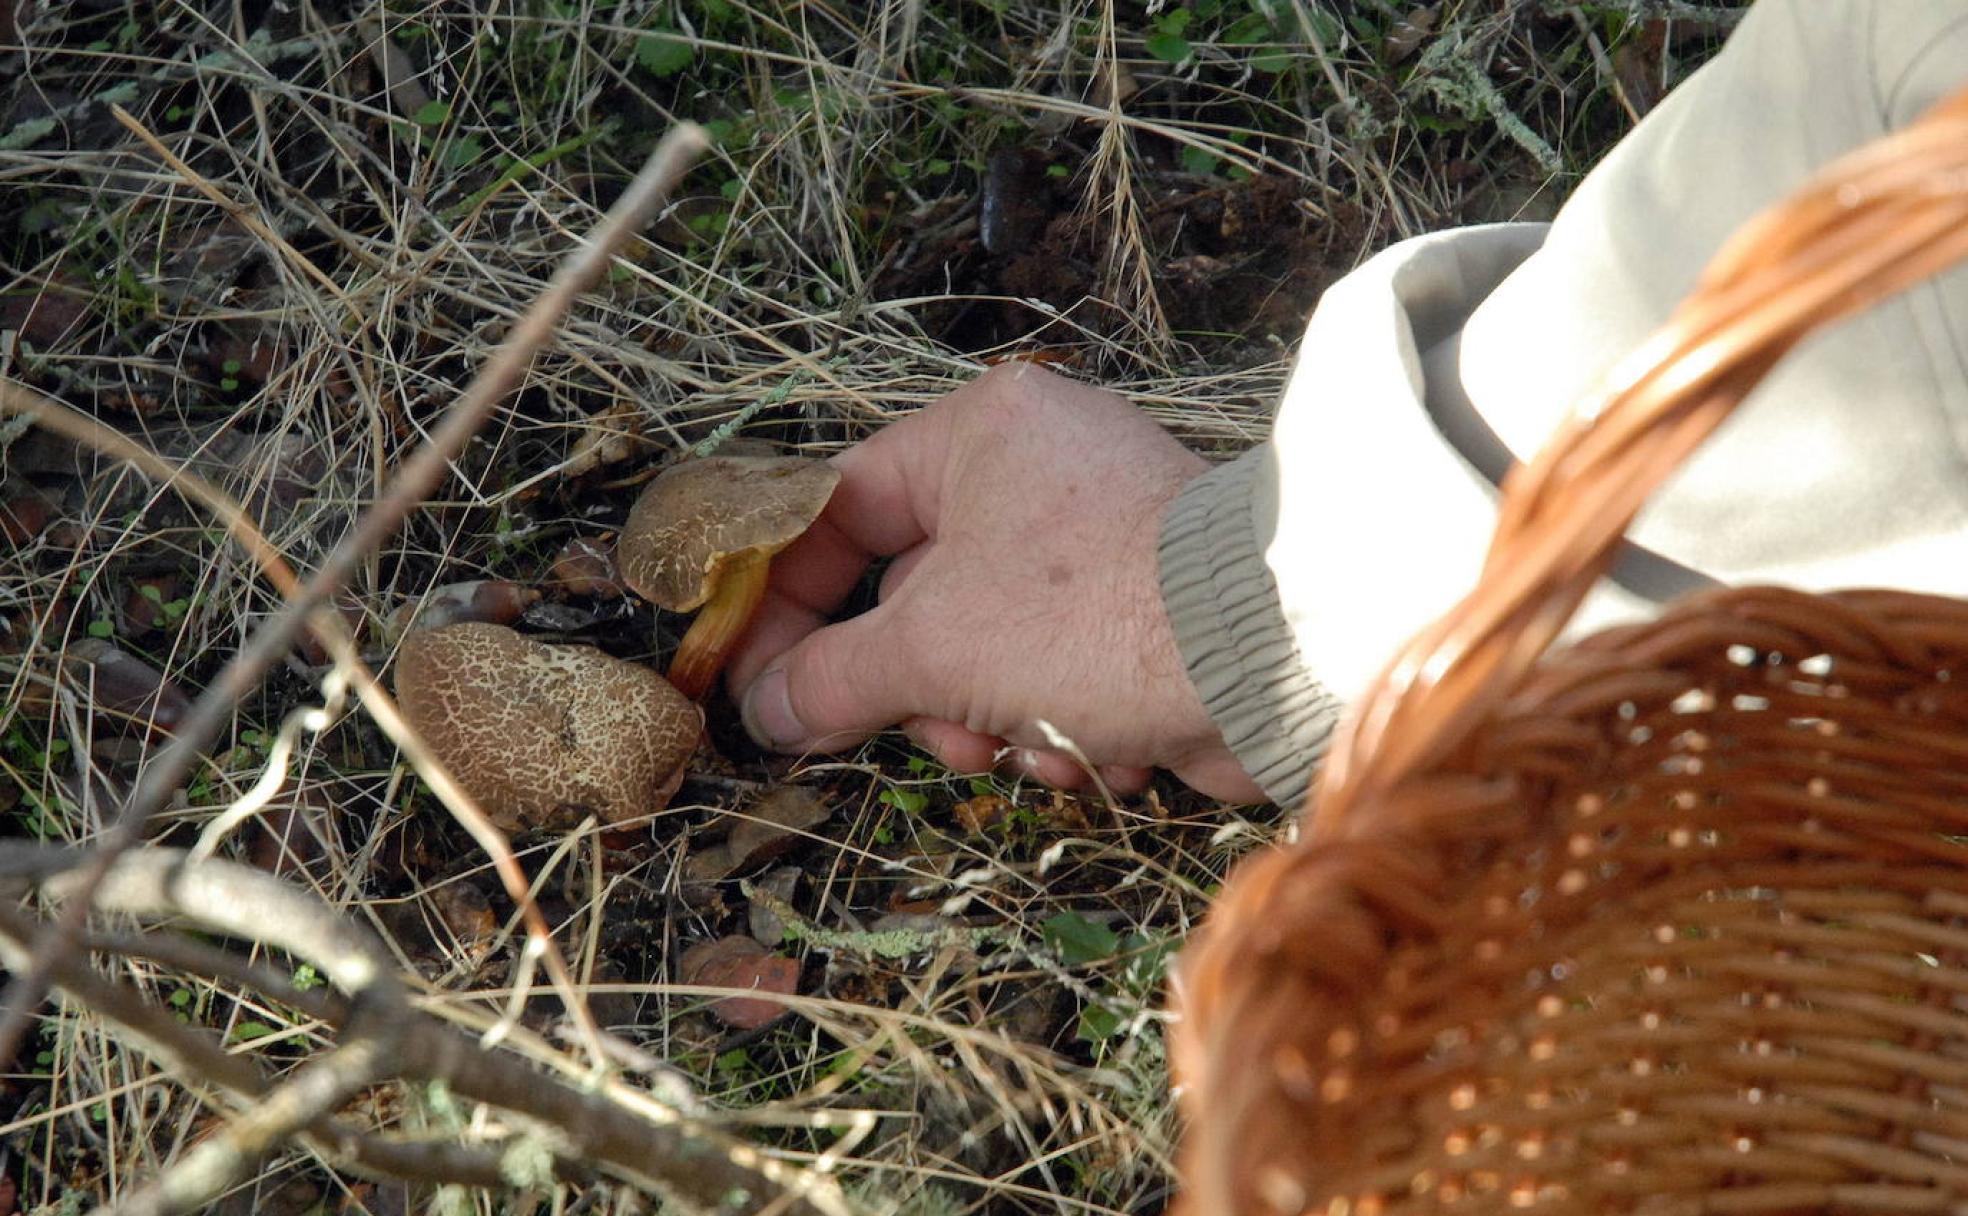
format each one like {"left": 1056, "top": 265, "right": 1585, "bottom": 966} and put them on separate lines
{"left": 1171, "top": 89, "right": 1968, "bottom": 1216}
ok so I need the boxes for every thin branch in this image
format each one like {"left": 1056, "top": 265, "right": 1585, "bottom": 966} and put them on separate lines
{"left": 0, "top": 907, "right": 516, "bottom": 1190}
{"left": 82, "top": 927, "right": 349, "bottom": 1025}
{"left": 0, "top": 122, "right": 710, "bottom": 1068}
{"left": 6, "top": 845, "right": 851, "bottom": 1215}
{"left": 101, "top": 1032, "right": 394, "bottom": 1216}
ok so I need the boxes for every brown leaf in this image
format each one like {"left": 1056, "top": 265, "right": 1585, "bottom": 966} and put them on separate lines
{"left": 728, "top": 786, "right": 830, "bottom": 867}
{"left": 206, "top": 325, "right": 292, "bottom": 390}
{"left": 244, "top": 794, "right": 331, "bottom": 878}
{"left": 1382, "top": 4, "right": 1440, "bottom": 64}
{"left": 358, "top": 15, "right": 436, "bottom": 121}
{"left": 562, "top": 402, "right": 651, "bottom": 478}
{"left": 62, "top": 638, "right": 192, "bottom": 735}
{"left": 118, "top": 573, "right": 184, "bottom": 638}
{"left": 384, "top": 580, "right": 541, "bottom": 644}
{"left": 679, "top": 936, "right": 798, "bottom": 1030}
{"left": 0, "top": 275, "right": 92, "bottom": 350}
{"left": 0, "top": 483, "right": 56, "bottom": 545}
{"left": 953, "top": 793, "right": 1013, "bottom": 834}
{"left": 747, "top": 865, "right": 801, "bottom": 946}
{"left": 428, "top": 883, "right": 497, "bottom": 959}
{"left": 685, "top": 785, "right": 831, "bottom": 882}
{"left": 548, "top": 535, "right": 625, "bottom": 598}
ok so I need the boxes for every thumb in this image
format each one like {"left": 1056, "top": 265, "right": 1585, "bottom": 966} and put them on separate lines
{"left": 737, "top": 608, "right": 922, "bottom": 753}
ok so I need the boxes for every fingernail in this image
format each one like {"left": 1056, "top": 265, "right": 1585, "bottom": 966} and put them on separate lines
{"left": 741, "top": 666, "right": 806, "bottom": 750}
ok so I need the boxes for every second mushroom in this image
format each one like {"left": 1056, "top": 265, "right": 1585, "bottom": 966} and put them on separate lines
{"left": 616, "top": 455, "right": 839, "bottom": 700}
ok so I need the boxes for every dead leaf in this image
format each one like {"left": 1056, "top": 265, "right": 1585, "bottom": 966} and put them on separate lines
{"left": 679, "top": 936, "right": 799, "bottom": 1030}
{"left": 953, "top": 793, "right": 1013, "bottom": 834}
{"left": 147, "top": 221, "right": 259, "bottom": 305}
{"left": 0, "top": 275, "right": 91, "bottom": 350}
{"left": 384, "top": 580, "right": 541, "bottom": 644}
{"left": 548, "top": 535, "right": 625, "bottom": 598}
{"left": 244, "top": 793, "right": 331, "bottom": 878}
{"left": 1382, "top": 4, "right": 1440, "bottom": 64}
{"left": 118, "top": 573, "right": 183, "bottom": 637}
{"left": 295, "top": 593, "right": 368, "bottom": 666}
{"left": 747, "top": 865, "right": 801, "bottom": 946}
{"left": 729, "top": 786, "right": 830, "bottom": 865}
{"left": 0, "top": 483, "right": 56, "bottom": 545}
{"left": 358, "top": 15, "right": 435, "bottom": 121}
{"left": 562, "top": 402, "right": 650, "bottom": 478}
{"left": 62, "top": 637, "right": 192, "bottom": 735}
{"left": 428, "top": 882, "right": 497, "bottom": 959}
{"left": 686, "top": 785, "right": 831, "bottom": 881}
{"left": 206, "top": 325, "right": 293, "bottom": 391}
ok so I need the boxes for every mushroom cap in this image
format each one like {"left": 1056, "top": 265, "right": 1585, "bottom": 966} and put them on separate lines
{"left": 616, "top": 456, "right": 840, "bottom": 612}
{"left": 394, "top": 622, "right": 700, "bottom": 831}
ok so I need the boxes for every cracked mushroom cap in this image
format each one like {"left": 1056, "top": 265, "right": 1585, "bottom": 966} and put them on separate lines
{"left": 616, "top": 456, "right": 840, "bottom": 611}
{"left": 394, "top": 622, "right": 700, "bottom": 832}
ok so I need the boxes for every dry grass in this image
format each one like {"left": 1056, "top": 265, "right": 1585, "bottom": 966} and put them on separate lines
{"left": 0, "top": 2, "right": 1732, "bottom": 1213}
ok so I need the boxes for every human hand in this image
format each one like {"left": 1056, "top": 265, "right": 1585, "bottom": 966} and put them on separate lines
{"left": 725, "top": 362, "right": 1266, "bottom": 802}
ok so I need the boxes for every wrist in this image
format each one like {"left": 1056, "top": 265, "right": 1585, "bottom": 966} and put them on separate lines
{"left": 1157, "top": 448, "right": 1341, "bottom": 808}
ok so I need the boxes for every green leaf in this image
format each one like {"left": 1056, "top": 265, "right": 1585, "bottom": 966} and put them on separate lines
{"left": 444, "top": 134, "right": 485, "bottom": 170}
{"left": 1077, "top": 1005, "right": 1123, "bottom": 1042}
{"left": 635, "top": 29, "right": 694, "bottom": 77}
{"left": 1249, "top": 47, "right": 1292, "bottom": 73}
{"left": 1042, "top": 912, "right": 1120, "bottom": 966}
{"left": 86, "top": 619, "right": 113, "bottom": 639}
{"left": 167, "top": 988, "right": 192, "bottom": 1009}
{"left": 878, "top": 787, "right": 928, "bottom": 815}
{"left": 1145, "top": 31, "right": 1193, "bottom": 64}
{"left": 1179, "top": 144, "right": 1219, "bottom": 176}
{"left": 412, "top": 100, "right": 451, "bottom": 126}
{"left": 229, "top": 1019, "right": 277, "bottom": 1043}
{"left": 1156, "top": 8, "right": 1193, "bottom": 35}
{"left": 1221, "top": 13, "right": 1271, "bottom": 43}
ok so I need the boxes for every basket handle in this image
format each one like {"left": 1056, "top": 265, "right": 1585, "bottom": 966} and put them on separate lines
{"left": 1311, "top": 86, "right": 1968, "bottom": 837}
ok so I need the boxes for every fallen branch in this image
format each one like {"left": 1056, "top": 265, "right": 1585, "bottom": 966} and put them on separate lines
{"left": 3, "top": 844, "right": 852, "bottom": 1216}
{"left": 0, "top": 905, "right": 514, "bottom": 1191}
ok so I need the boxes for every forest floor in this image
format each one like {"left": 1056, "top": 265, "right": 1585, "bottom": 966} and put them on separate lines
{"left": 0, "top": 3, "right": 1734, "bottom": 1214}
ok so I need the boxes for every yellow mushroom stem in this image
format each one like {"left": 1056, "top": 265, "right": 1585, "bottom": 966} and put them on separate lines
{"left": 667, "top": 548, "right": 772, "bottom": 700}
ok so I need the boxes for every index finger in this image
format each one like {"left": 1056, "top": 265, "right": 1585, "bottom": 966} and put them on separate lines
{"left": 761, "top": 404, "right": 950, "bottom": 614}
{"left": 724, "top": 403, "right": 950, "bottom": 692}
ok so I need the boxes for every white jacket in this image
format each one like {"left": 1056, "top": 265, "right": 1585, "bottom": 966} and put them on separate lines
{"left": 1160, "top": 0, "right": 1968, "bottom": 805}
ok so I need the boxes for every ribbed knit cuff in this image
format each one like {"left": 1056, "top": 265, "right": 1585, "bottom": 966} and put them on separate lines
{"left": 1158, "top": 448, "right": 1342, "bottom": 809}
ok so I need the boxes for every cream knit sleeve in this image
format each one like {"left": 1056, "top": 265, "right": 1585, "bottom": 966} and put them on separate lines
{"left": 1158, "top": 0, "right": 1968, "bottom": 808}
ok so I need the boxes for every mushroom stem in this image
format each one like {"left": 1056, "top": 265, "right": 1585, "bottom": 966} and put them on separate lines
{"left": 667, "top": 548, "right": 771, "bottom": 700}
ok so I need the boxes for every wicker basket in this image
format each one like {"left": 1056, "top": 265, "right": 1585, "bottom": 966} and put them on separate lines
{"left": 1171, "top": 89, "right": 1968, "bottom": 1216}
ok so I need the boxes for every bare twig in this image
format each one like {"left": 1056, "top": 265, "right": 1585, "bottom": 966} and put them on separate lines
{"left": 0, "top": 907, "right": 514, "bottom": 1191}
{"left": 0, "top": 123, "right": 710, "bottom": 1068}
{"left": 103, "top": 1032, "right": 394, "bottom": 1216}
{"left": 4, "top": 844, "right": 851, "bottom": 1216}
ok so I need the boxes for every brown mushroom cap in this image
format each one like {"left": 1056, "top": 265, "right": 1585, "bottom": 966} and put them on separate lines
{"left": 616, "top": 456, "right": 840, "bottom": 612}
{"left": 394, "top": 622, "right": 700, "bottom": 831}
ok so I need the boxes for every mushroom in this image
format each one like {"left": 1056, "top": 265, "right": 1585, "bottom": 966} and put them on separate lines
{"left": 615, "top": 455, "right": 840, "bottom": 700}
{"left": 393, "top": 622, "right": 701, "bottom": 832}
